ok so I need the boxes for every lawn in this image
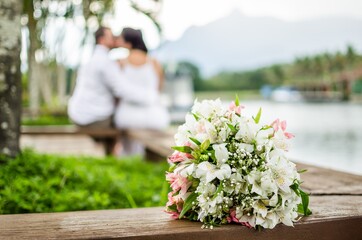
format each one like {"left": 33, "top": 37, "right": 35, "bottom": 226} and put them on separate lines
{"left": 0, "top": 150, "right": 169, "bottom": 214}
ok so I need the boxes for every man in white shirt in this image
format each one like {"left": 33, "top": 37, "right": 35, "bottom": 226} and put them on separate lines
{"left": 68, "top": 26, "right": 157, "bottom": 128}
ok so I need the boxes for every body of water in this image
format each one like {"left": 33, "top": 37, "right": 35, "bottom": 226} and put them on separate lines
{"left": 238, "top": 100, "right": 362, "bottom": 175}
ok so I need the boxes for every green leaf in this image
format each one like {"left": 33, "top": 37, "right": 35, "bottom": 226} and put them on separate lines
{"left": 227, "top": 123, "right": 237, "bottom": 133}
{"left": 261, "top": 125, "right": 272, "bottom": 130}
{"left": 179, "top": 192, "right": 198, "bottom": 219}
{"left": 289, "top": 183, "right": 300, "bottom": 196}
{"left": 235, "top": 94, "right": 240, "bottom": 106}
{"left": 192, "top": 113, "right": 200, "bottom": 121}
{"left": 212, "top": 184, "right": 224, "bottom": 200}
{"left": 298, "top": 169, "right": 308, "bottom": 174}
{"left": 253, "top": 108, "right": 262, "bottom": 124}
{"left": 299, "top": 189, "right": 312, "bottom": 216}
{"left": 200, "top": 139, "right": 210, "bottom": 151}
{"left": 171, "top": 146, "right": 193, "bottom": 153}
{"left": 168, "top": 164, "right": 177, "bottom": 172}
{"left": 124, "top": 191, "right": 138, "bottom": 208}
{"left": 189, "top": 137, "right": 201, "bottom": 146}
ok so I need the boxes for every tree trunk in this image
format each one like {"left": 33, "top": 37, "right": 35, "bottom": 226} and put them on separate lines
{"left": 26, "top": 0, "right": 40, "bottom": 117}
{"left": 57, "top": 64, "right": 67, "bottom": 106}
{"left": 0, "top": 0, "right": 22, "bottom": 158}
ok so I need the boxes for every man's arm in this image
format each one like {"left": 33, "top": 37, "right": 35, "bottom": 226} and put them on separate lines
{"left": 102, "top": 60, "right": 158, "bottom": 105}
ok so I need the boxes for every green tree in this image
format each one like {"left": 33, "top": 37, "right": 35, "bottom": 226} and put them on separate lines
{"left": 346, "top": 45, "right": 357, "bottom": 65}
{"left": 175, "top": 61, "right": 203, "bottom": 91}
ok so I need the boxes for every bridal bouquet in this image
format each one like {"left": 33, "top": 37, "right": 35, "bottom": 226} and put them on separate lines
{"left": 165, "top": 97, "right": 311, "bottom": 229}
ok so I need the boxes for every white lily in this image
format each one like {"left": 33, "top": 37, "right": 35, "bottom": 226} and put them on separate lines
{"left": 213, "top": 143, "right": 229, "bottom": 165}
{"left": 253, "top": 200, "right": 268, "bottom": 218}
{"left": 237, "top": 143, "right": 254, "bottom": 153}
{"left": 196, "top": 162, "right": 231, "bottom": 183}
{"left": 255, "top": 211, "right": 279, "bottom": 229}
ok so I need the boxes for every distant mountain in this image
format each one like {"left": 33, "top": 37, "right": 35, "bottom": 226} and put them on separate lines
{"left": 153, "top": 10, "right": 362, "bottom": 76}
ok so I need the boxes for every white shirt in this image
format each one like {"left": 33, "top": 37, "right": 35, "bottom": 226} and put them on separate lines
{"left": 68, "top": 45, "right": 157, "bottom": 125}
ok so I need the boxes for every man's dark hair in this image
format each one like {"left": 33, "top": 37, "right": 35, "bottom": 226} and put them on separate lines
{"left": 95, "top": 27, "right": 110, "bottom": 44}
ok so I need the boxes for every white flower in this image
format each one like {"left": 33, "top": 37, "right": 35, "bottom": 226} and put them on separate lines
{"left": 253, "top": 200, "right": 268, "bottom": 218}
{"left": 192, "top": 99, "right": 225, "bottom": 119}
{"left": 272, "top": 129, "right": 290, "bottom": 151}
{"left": 267, "top": 150, "right": 296, "bottom": 193}
{"left": 213, "top": 143, "right": 229, "bottom": 165}
{"left": 260, "top": 170, "right": 278, "bottom": 196}
{"left": 217, "top": 126, "right": 230, "bottom": 143}
{"left": 196, "top": 162, "right": 231, "bottom": 183}
{"left": 237, "top": 143, "right": 254, "bottom": 153}
{"left": 175, "top": 125, "right": 191, "bottom": 146}
{"left": 174, "top": 162, "right": 196, "bottom": 178}
{"left": 255, "top": 211, "right": 279, "bottom": 229}
{"left": 247, "top": 170, "right": 265, "bottom": 196}
{"left": 275, "top": 205, "right": 298, "bottom": 226}
{"left": 194, "top": 119, "right": 218, "bottom": 143}
{"left": 236, "top": 208, "right": 256, "bottom": 227}
{"left": 255, "top": 128, "right": 273, "bottom": 148}
{"left": 235, "top": 117, "right": 258, "bottom": 143}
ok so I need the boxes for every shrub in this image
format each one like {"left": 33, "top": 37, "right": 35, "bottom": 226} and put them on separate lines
{"left": 0, "top": 150, "right": 169, "bottom": 214}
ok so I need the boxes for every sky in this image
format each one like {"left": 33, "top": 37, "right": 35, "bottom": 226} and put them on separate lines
{"left": 110, "top": 0, "right": 362, "bottom": 49}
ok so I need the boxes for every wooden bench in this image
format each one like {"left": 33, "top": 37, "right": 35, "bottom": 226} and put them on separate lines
{"left": 0, "top": 163, "right": 361, "bottom": 239}
{"left": 21, "top": 126, "right": 174, "bottom": 159}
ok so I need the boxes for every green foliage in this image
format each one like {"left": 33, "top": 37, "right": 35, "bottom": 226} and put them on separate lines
{"left": 352, "top": 78, "right": 362, "bottom": 93}
{"left": 179, "top": 192, "right": 198, "bottom": 219}
{"left": 199, "top": 45, "right": 362, "bottom": 91}
{"left": 0, "top": 150, "right": 169, "bottom": 214}
{"left": 22, "top": 115, "right": 71, "bottom": 126}
{"left": 168, "top": 61, "right": 204, "bottom": 91}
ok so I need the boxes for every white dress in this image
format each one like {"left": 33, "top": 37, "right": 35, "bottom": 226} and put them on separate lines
{"left": 113, "top": 60, "right": 170, "bottom": 130}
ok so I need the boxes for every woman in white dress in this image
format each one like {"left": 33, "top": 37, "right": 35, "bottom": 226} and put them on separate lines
{"left": 114, "top": 28, "right": 170, "bottom": 155}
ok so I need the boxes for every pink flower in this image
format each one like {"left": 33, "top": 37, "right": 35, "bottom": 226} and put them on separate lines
{"left": 227, "top": 209, "right": 253, "bottom": 228}
{"left": 168, "top": 151, "right": 192, "bottom": 163}
{"left": 166, "top": 191, "right": 180, "bottom": 207}
{"left": 271, "top": 118, "right": 294, "bottom": 139}
{"left": 230, "top": 209, "right": 239, "bottom": 223}
{"left": 165, "top": 192, "right": 184, "bottom": 219}
{"left": 228, "top": 101, "right": 244, "bottom": 115}
{"left": 164, "top": 206, "right": 181, "bottom": 219}
{"left": 166, "top": 173, "right": 192, "bottom": 194}
{"left": 168, "top": 211, "right": 180, "bottom": 219}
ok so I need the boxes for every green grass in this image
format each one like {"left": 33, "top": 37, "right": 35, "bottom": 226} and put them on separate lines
{"left": 0, "top": 150, "right": 169, "bottom": 214}
{"left": 22, "top": 115, "right": 71, "bottom": 126}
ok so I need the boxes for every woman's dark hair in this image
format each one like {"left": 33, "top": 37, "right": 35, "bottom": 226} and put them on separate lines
{"left": 121, "top": 27, "right": 148, "bottom": 53}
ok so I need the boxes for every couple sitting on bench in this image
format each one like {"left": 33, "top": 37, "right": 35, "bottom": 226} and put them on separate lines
{"left": 68, "top": 26, "right": 169, "bottom": 156}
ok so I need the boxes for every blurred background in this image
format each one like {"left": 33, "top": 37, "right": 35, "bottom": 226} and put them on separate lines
{"left": 20, "top": 0, "right": 362, "bottom": 175}
{"left": 0, "top": 0, "right": 360, "bottom": 216}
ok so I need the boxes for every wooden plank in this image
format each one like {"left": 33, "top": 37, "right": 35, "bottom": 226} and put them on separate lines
{"left": 125, "top": 129, "right": 174, "bottom": 158}
{"left": 296, "top": 163, "right": 362, "bottom": 195}
{"left": 0, "top": 196, "right": 361, "bottom": 240}
{"left": 21, "top": 125, "right": 120, "bottom": 137}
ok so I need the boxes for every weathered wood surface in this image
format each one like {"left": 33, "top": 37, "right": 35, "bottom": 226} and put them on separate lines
{"left": 0, "top": 163, "right": 361, "bottom": 239}
{"left": 21, "top": 125, "right": 120, "bottom": 137}
{"left": 0, "top": 196, "right": 361, "bottom": 240}
{"left": 296, "top": 163, "right": 362, "bottom": 195}
{"left": 125, "top": 129, "right": 174, "bottom": 161}
{"left": 7, "top": 127, "right": 361, "bottom": 239}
